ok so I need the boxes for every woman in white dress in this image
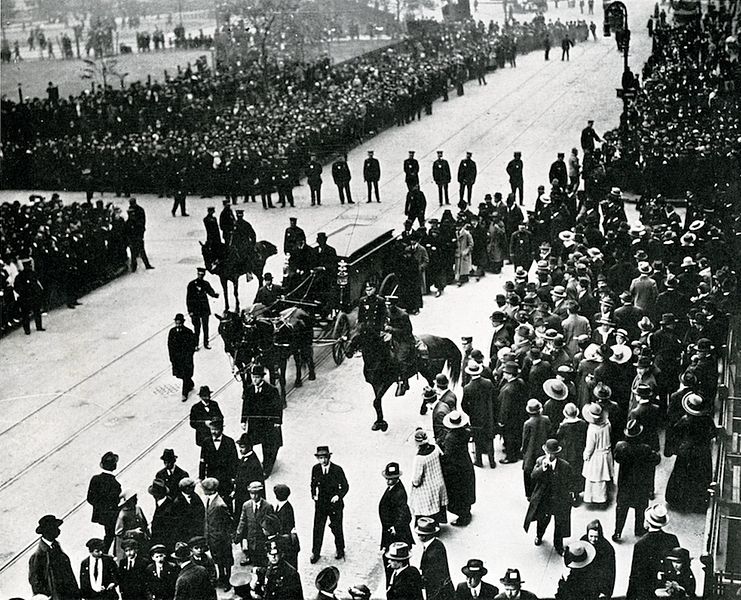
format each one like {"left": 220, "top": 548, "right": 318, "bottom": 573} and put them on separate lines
{"left": 409, "top": 428, "right": 448, "bottom": 524}
{"left": 581, "top": 403, "right": 614, "bottom": 504}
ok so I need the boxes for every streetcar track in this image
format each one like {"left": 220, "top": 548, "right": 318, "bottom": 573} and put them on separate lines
{"left": 0, "top": 341, "right": 335, "bottom": 574}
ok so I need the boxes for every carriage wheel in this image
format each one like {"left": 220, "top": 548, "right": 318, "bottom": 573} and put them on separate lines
{"left": 331, "top": 311, "right": 351, "bottom": 365}
{"left": 379, "top": 273, "right": 400, "bottom": 299}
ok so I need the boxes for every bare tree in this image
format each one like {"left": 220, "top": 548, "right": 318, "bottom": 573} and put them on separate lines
{"left": 81, "top": 56, "right": 128, "bottom": 88}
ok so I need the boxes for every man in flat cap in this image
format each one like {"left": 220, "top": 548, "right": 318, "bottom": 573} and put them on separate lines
{"left": 168, "top": 313, "right": 196, "bottom": 401}
{"left": 201, "top": 477, "right": 234, "bottom": 591}
{"left": 80, "top": 538, "right": 119, "bottom": 600}
{"left": 87, "top": 451, "right": 121, "bottom": 553}
{"left": 29, "top": 515, "right": 80, "bottom": 600}
{"left": 186, "top": 267, "right": 219, "bottom": 350}
{"left": 236, "top": 481, "right": 274, "bottom": 566}
{"left": 310, "top": 446, "right": 349, "bottom": 563}
{"left": 241, "top": 363, "right": 283, "bottom": 477}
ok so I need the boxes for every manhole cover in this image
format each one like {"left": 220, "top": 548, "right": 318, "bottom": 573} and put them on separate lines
{"left": 153, "top": 384, "right": 181, "bottom": 396}
{"left": 177, "top": 256, "right": 202, "bottom": 264}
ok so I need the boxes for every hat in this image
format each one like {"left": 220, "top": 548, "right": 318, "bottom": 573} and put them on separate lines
{"left": 171, "top": 541, "right": 191, "bottom": 561}
{"left": 558, "top": 230, "right": 575, "bottom": 243}
{"left": 583, "top": 343, "right": 601, "bottom": 362}
{"left": 237, "top": 433, "right": 253, "bottom": 448}
{"left": 235, "top": 208, "right": 244, "bottom": 215}
{"left": 148, "top": 478, "right": 169, "bottom": 498}
{"left": 160, "top": 449, "right": 177, "bottom": 462}
{"left": 688, "top": 220, "right": 705, "bottom": 232}
{"left": 86, "top": 538, "right": 105, "bottom": 551}
{"left": 680, "top": 232, "right": 696, "bottom": 245}
{"left": 196, "top": 267, "right": 207, "bottom": 274}
{"left": 593, "top": 382, "right": 612, "bottom": 400}
{"left": 465, "top": 360, "right": 483, "bottom": 376}
{"left": 415, "top": 517, "right": 440, "bottom": 536}
{"left": 174, "top": 313, "right": 185, "bottom": 322}
{"left": 118, "top": 489, "right": 137, "bottom": 507}
{"left": 382, "top": 462, "right": 402, "bottom": 479}
{"left": 462, "top": 558, "right": 489, "bottom": 577}
{"left": 264, "top": 272, "right": 273, "bottom": 280}
{"left": 423, "top": 386, "right": 437, "bottom": 402}
{"left": 198, "top": 385, "right": 212, "bottom": 398}
{"left": 526, "top": 399, "right": 543, "bottom": 414}
{"left": 100, "top": 451, "right": 119, "bottom": 470}
{"left": 635, "top": 383, "right": 654, "bottom": 399}
{"left": 121, "top": 538, "right": 140, "bottom": 551}
{"left": 582, "top": 403, "right": 607, "bottom": 424}
{"left": 461, "top": 336, "right": 473, "bottom": 344}
{"left": 645, "top": 504, "right": 669, "bottom": 529}
{"left": 557, "top": 365, "right": 574, "bottom": 377}
{"left": 615, "top": 328, "right": 628, "bottom": 339}
{"left": 624, "top": 419, "right": 644, "bottom": 438}
{"left": 413, "top": 428, "right": 429, "bottom": 445}
{"left": 610, "top": 187, "right": 622, "bottom": 197}
{"left": 665, "top": 547, "right": 691, "bottom": 563}
{"left": 682, "top": 392, "right": 708, "bottom": 416}
{"left": 635, "top": 355, "right": 653, "bottom": 369}
{"left": 443, "top": 410, "right": 470, "bottom": 429}
{"left": 315, "top": 445, "right": 332, "bottom": 457}
{"left": 563, "top": 402, "right": 578, "bottom": 419}
{"left": 251, "top": 364, "right": 266, "bottom": 376}
{"left": 385, "top": 542, "right": 411, "bottom": 561}
{"left": 564, "top": 541, "right": 596, "bottom": 569}
{"left": 619, "top": 291, "right": 632, "bottom": 304}
{"left": 681, "top": 257, "right": 697, "bottom": 268}
{"left": 500, "top": 568, "right": 524, "bottom": 586}
{"left": 515, "top": 266, "right": 528, "bottom": 280}
{"left": 316, "top": 566, "right": 340, "bottom": 592}
{"left": 696, "top": 338, "right": 714, "bottom": 352}
{"left": 201, "top": 477, "right": 220, "bottom": 492}
{"left": 543, "top": 379, "right": 568, "bottom": 401}
{"left": 542, "top": 439, "right": 562, "bottom": 454}
{"left": 248, "top": 481, "right": 264, "bottom": 493}
{"left": 502, "top": 361, "right": 520, "bottom": 375}
{"left": 435, "top": 373, "right": 450, "bottom": 388}
{"left": 188, "top": 535, "right": 208, "bottom": 548}
{"left": 637, "top": 262, "right": 652, "bottom": 275}
{"left": 551, "top": 286, "right": 567, "bottom": 299}
{"left": 471, "top": 349, "right": 485, "bottom": 362}
{"left": 659, "top": 313, "right": 677, "bottom": 326}
{"left": 597, "top": 316, "right": 616, "bottom": 327}
{"left": 597, "top": 344, "right": 614, "bottom": 360}
{"left": 637, "top": 316, "right": 653, "bottom": 331}
{"left": 610, "top": 344, "right": 632, "bottom": 364}
{"left": 348, "top": 584, "right": 372, "bottom": 599}
{"left": 149, "top": 543, "right": 167, "bottom": 556}
{"left": 178, "top": 477, "right": 196, "bottom": 491}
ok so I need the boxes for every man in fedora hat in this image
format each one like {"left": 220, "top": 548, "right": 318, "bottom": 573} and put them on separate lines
{"left": 496, "top": 568, "right": 537, "bottom": 599}
{"left": 613, "top": 420, "right": 661, "bottom": 541}
{"left": 310, "top": 446, "right": 349, "bottom": 563}
{"left": 462, "top": 360, "right": 497, "bottom": 468}
{"left": 498, "top": 361, "right": 527, "bottom": 464}
{"left": 80, "top": 538, "right": 118, "bottom": 600}
{"left": 626, "top": 504, "right": 679, "bottom": 600}
{"left": 156, "top": 449, "right": 189, "bottom": 501}
{"left": 521, "top": 400, "right": 551, "bottom": 499}
{"left": 614, "top": 291, "right": 645, "bottom": 341}
{"left": 523, "top": 439, "right": 574, "bottom": 555}
{"left": 168, "top": 313, "right": 196, "bottom": 401}
{"left": 145, "top": 543, "right": 178, "bottom": 600}
{"left": 186, "top": 267, "right": 219, "bottom": 350}
{"left": 201, "top": 477, "right": 234, "bottom": 590}
{"left": 386, "top": 542, "right": 424, "bottom": 600}
{"left": 240, "top": 363, "right": 283, "bottom": 477}
{"left": 315, "top": 565, "right": 341, "bottom": 599}
{"left": 416, "top": 518, "right": 454, "bottom": 600}
{"left": 456, "top": 559, "right": 499, "bottom": 599}
{"left": 379, "top": 462, "right": 414, "bottom": 576}
{"left": 234, "top": 434, "right": 265, "bottom": 513}
{"left": 630, "top": 263, "right": 658, "bottom": 317}
{"left": 29, "top": 515, "right": 80, "bottom": 600}
{"left": 87, "top": 451, "right": 121, "bottom": 553}
{"left": 189, "top": 386, "right": 223, "bottom": 447}
{"left": 149, "top": 478, "right": 178, "bottom": 552}
{"left": 172, "top": 541, "right": 216, "bottom": 600}
{"left": 198, "top": 418, "right": 238, "bottom": 504}
{"left": 171, "top": 478, "right": 204, "bottom": 546}
{"left": 235, "top": 481, "right": 274, "bottom": 566}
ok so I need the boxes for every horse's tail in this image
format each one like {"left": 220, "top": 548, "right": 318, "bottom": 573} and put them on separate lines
{"left": 444, "top": 337, "right": 462, "bottom": 387}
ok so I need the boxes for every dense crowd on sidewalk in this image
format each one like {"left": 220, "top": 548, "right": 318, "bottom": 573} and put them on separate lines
{"left": 1, "top": 17, "right": 593, "bottom": 197}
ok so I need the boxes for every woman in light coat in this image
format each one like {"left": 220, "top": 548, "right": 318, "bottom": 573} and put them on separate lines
{"left": 454, "top": 224, "right": 474, "bottom": 286}
{"left": 581, "top": 403, "right": 614, "bottom": 504}
{"left": 409, "top": 428, "right": 448, "bottom": 524}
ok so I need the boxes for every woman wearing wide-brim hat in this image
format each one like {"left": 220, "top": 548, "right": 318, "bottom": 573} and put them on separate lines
{"left": 665, "top": 392, "right": 721, "bottom": 513}
{"left": 114, "top": 489, "right": 150, "bottom": 560}
{"left": 555, "top": 540, "right": 600, "bottom": 600}
{"left": 580, "top": 404, "right": 614, "bottom": 505}
{"left": 440, "top": 411, "right": 476, "bottom": 527}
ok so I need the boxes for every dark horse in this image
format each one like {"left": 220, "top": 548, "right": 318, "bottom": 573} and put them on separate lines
{"left": 201, "top": 239, "right": 277, "bottom": 312}
{"left": 346, "top": 329, "right": 462, "bottom": 431}
{"left": 217, "top": 305, "right": 315, "bottom": 404}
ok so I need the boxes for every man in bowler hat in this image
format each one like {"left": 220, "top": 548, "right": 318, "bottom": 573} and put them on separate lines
{"left": 241, "top": 363, "right": 283, "bottom": 477}
{"left": 310, "top": 446, "right": 349, "bottom": 563}
{"left": 189, "top": 386, "right": 223, "bottom": 446}
{"left": 155, "top": 449, "right": 189, "bottom": 500}
{"left": 168, "top": 313, "right": 196, "bottom": 401}
{"left": 379, "top": 462, "right": 414, "bottom": 577}
{"left": 87, "top": 451, "right": 122, "bottom": 553}
{"left": 455, "top": 559, "right": 499, "bottom": 599}
{"left": 417, "top": 517, "right": 454, "bottom": 600}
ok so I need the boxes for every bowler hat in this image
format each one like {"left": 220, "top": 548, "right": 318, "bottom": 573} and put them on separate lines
{"left": 385, "top": 542, "right": 411, "bottom": 561}
{"left": 415, "top": 517, "right": 440, "bottom": 536}
{"left": 198, "top": 385, "right": 212, "bottom": 398}
{"left": 542, "top": 439, "right": 562, "bottom": 454}
{"left": 160, "top": 449, "right": 177, "bottom": 462}
{"left": 490, "top": 310, "right": 506, "bottom": 323}
{"left": 171, "top": 541, "right": 191, "bottom": 561}
{"left": 500, "top": 568, "right": 525, "bottom": 585}
{"left": 237, "top": 433, "right": 253, "bottom": 448}
{"left": 314, "top": 445, "right": 332, "bottom": 457}
{"left": 174, "top": 313, "right": 185, "bottom": 322}
{"left": 423, "top": 386, "right": 437, "bottom": 402}
{"left": 435, "top": 373, "right": 450, "bottom": 387}
{"left": 562, "top": 402, "right": 579, "bottom": 420}
{"left": 316, "top": 566, "right": 340, "bottom": 592}
{"left": 100, "top": 451, "right": 119, "bottom": 470}
{"left": 462, "top": 558, "right": 489, "bottom": 577}
{"left": 624, "top": 419, "right": 644, "bottom": 438}
{"left": 382, "top": 462, "right": 402, "bottom": 479}
{"left": 251, "top": 364, "right": 266, "bottom": 376}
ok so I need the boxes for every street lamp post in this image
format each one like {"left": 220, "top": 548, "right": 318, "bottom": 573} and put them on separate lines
{"left": 603, "top": 0, "right": 633, "bottom": 127}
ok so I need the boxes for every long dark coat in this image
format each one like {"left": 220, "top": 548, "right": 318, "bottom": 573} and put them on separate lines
{"left": 86, "top": 472, "right": 121, "bottom": 529}
{"left": 28, "top": 540, "right": 81, "bottom": 600}
{"left": 521, "top": 415, "right": 551, "bottom": 473}
{"left": 167, "top": 325, "right": 195, "bottom": 379}
{"left": 151, "top": 496, "right": 179, "bottom": 551}
{"left": 523, "top": 456, "right": 573, "bottom": 537}
{"left": 441, "top": 427, "right": 476, "bottom": 516}
{"left": 173, "top": 562, "right": 216, "bottom": 600}
{"left": 241, "top": 382, "right": 283, "bottom": 448}
{"left": 233, "top": 451, "right": 265, "bottom": 514}
{"left": 378, "top": 480, "right": 414, "bottom": 549}
{"left": 420, "top": 538, "right": 455, "bottom": 600}
{"left": 614, "top": 438, "right": 660, "bottom": 506}
{"left": 498, "top": 378, "right": 528, "bottom": 446}
{"left": 462, "top": 377, "right": 497, "bottom": 440}
{"left": 556, "top": 419, "right": 588, "bottom": 493}
{"left": 203, "top": 494, "right": 234, "bottom": 567}
{"left": 387, "top": 565, "right": 424, "bottom": 600}
{"left": 171, "top": 492, "right": 205, "bottom": 542}
{"left": 626, "top": 530, "right": 679, "bottom": 600}
{"left": 580, "top": 526, "right": 616, "bottom": 599}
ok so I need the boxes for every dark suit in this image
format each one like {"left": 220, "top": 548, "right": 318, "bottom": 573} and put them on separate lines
{"left": 626, "top": 530, "right": 680, "bottom": 600}
{"left": 457, "top": 158, "right": 477, "bottom": 204}
{"left": 173, "top": 561, "right": 216, "bottom": 600}
{"left": 171, "top": 492, "right": 204, "bottom": 544}
{"left": 168, "top": 325, "right": 196, "bottom": 397}
{"left": 155, "top": 465, "right": 189, "bottom": 500}
{"left": 186, "top": 278, "right": 218, "bottom": 345}
{"left": 404, "top": 157, "right": 420, "bottom": 189}
{"left": 363, "top": 157, "right": 381, "bottom": 202}
{"left": 146, "top": 560, "right": 179, "bottom": 600}
{"left": 118, "top": 555, "right": 150, "bottom": 600}
{"left": 432, "top": 158, "right": 451, "bottom": 205}
{"left": 311, "top": 462, "right": 349, "bottom": 556}
{"left": 387, "top": 565, "right": 424, "bottom": 600}
{"left": 523, "top": 456, "right": 574, "bottom": 551}
{"left": 203, "top": 493, "right": 234, "bottom": 569}
{"left": 234, "top": 451, "right": 265, "bottom": 514}
{"left": 87, "top": 471, "right": 121, "bottom": 551}
{"left": 80, "top": 555, "right": 118, "bottom": 600}
{"left": 498, "top": 378, "right": 528, "bottom": 461}
{"left": 198, "top": 435, "right": 238, "bottom": 499}
{"left": 254, "top": 282, "right": 284, "bottom": 308}
{"left": 456, "top": 581, "right": 500, "bottom": 599}
{"left": 379, "top": 481, "right": 414, "bottom": 559}
{"left": 151, "top": 497, "right": 179, "bottom": 551}
{"left": 241, "top": 381, "right": 283, "bottom": 476}
{"left": 257, "top": 560, "right": 303, "bottom": 600}
{"left": 331, "top": 160, "right": 352, "bottom": 204}
{"left": 420, "top": 538, "right": 455, "bottom": 600}
{"left": 189, "top": 400, "right": 223, "bottom": 447}
{"left": 614, "top": 439, "right": 660, "bottom": 537}
{"left": 29, "top": 539, "right": 81, "bottom": 600}
{"left": 236, "top": 499, "right": 275, "bottom": 564}
{"left": 432, "top": 400, "right": 452, "bottom": 448}
{"left": 462, "top": 376, "right": 497, "bottom": 465}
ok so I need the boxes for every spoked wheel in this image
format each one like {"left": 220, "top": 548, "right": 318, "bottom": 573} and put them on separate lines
{"left": 379, "top": 272, "right": 399, "bottom": 299}
{"left": 331, "top": 311, "right": 350, "bottom": 365}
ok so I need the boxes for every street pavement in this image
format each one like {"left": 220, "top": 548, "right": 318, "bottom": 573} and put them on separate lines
{"left": 0, "top": 0, "right": 708, "bottom": 597}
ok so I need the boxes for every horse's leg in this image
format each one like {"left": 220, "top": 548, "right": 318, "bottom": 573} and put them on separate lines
{"left": 371, "top": 382, "right": 389, "bottom": 432}
{"left": 306, "top": 342, "right": 316, "bottom": 380}
{"left": 293, "top": 345, "right": 303, "bottom": 387}
{"left": 233, "top": 276, "right": 240, "bottom": 313}
{"left": 221, "top": 276, "right": 229, "bottom": 312}
{"left": 279, "top": 356, "right": 287, "bottom": 407}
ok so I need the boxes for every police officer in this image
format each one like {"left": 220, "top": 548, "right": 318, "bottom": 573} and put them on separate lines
{"left": 458, "top": 152, "right": 477, "bottom": 205}
{"left": 306, "top": 155, "right": 323, "bottom": 206}
{"left": 251, "top": 540, "right": 303, "bottom": 600}
{"left": 186, "top": 267, "right": 219, "bottom": 349}
{"left": 432, "top": 150, "right": 451, "bottom": 206}
{"left": 384, "top": 295, "right": 415, "bottom": 395}
{"left": 363, "top": 150, "right": 381, "bottom": 203}
{"left": 203, "top": 207, "right": 221, "bottom": 245}
{"left": 332, "top": 155, "right": 353, "bottom": 205}
{"left": 405, "top": 184, "right": 427, "bottom": 227}
{"left": 506, "top": 151, "right": 524, "bottom": 205}
{"left": 358, "top": 280, "right": 387, "bottom": 341}
{"left": 403, "top": 150, "right": 420, "bottom": 191}
{"left": 219, "top": 200, "right": 235, "bottom": 246}
{"left": 276, "top": 163, "right": 294, "bottom": 208}
{"left": 283, "top": 217, "right": 306, "bottom": 256}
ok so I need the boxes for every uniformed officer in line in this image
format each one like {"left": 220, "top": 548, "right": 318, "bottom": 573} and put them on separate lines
{"left": 332, "top": 155, "right": 354, "bottom": 205}
{"left": 219, "top": 200, "right": 235, "bottom": 246}
{"left": 458, "top": 152, "right": 477, "bottom": 205}
{"left": 363, "top": 150, "right": 381, "bottom": 203}
{"left": 306, "top": 155, "right": 323, "bottom": 206}
{"left": 250, "top": 540, "right": 303, "bottom": 600}
{"left": 276, "top": 163, "right": 295, "bottom": 208}
{"left": 403, "top": 150, "right": 420, "bottom": 191}
{"left": 186, "top": 267, "right": 220, "bottom": 349}
{"left": 283, "top": 217, "right": 306, "bottom": 256}
{"left": 357, "top": 280, "right": 387, "bottom": 342}
{"left": 432, "top": 150, "right": 451, "bottom": 206}
{"left": 506, "top": 151, "right": 525, "bottom": 206}
{"left": 203, "top": 207, "right": 221, "bottom": 245}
